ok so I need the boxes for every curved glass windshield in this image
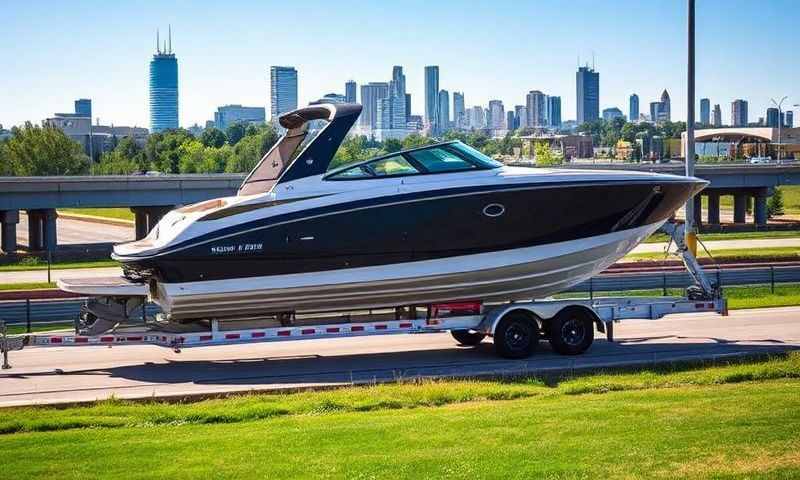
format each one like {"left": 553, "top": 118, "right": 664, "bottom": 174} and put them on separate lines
{"left": 328, "top": 155, "right": 420, "bottom": 179}
{"left": 448, "top": 142, "right": 504, "bottom": 168}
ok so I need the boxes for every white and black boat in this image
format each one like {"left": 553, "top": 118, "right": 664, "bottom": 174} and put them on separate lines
{"left": 60, "top": 103, "right": 706, "bottom": 323}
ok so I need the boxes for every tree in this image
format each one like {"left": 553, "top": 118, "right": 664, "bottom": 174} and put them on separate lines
{"left": 225, "top": 123, "right": 247, "bottom": 146}
{"left": 200, "top": 128, "right": 226, "bottom": 148}
{"left": 145, "top": 129, "right": 194, "bottom": 173}
{"left": 767, "top": 188, "right": 785, "bottom": 218}
{"left": 92, "top": 137, "right": 147, "bottom": 174}
{"left": 2, "top": 123, "right": 89, "bottom": 175}
{"left": 382, "top": 138, "right": 403, "bottom": 153}
{"left": 224, "top": 125, "right": 279, "bottom": 173}
{"left": 534, "top": 142, "right": 562, "bottom": 166}
{"left": 330, "top": 136, "right": 369, "bottom": 170}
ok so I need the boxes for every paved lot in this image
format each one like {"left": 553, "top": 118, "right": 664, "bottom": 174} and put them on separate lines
{"left": 1, "top": 306, "right": 797, "bottom": 407}
{"left": 17, "top": 213, "right": 133, "bottom": 247}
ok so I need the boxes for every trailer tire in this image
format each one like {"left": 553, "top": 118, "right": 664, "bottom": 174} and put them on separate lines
{"left": 548, "top": 308, "right": 594, "bottom": 355}
{"left": 450, "top": 329, "right": 486, "bottom": 346}
{"left": 493, "top": 311, "right": 539, "bottom": 359}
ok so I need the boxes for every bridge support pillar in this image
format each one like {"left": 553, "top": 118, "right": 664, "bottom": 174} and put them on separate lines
{"left": 131, "top": 206, "right": 175, "bottom": 240}
{"left": 733, "top": 194, "right": 747, "bottom": 223}
{"left": 754, "top": 192, "right": 768, "bottom": 227}
{"left": 0, "top": 210, "right": 19, "bottom": 254}
{"left": 692, "top": 195, "right": 702, "bottom": 229}
{"left": 26, "top": 209, "right": 57, "bottom": 252}
{"left": 706, "top": 192, "right": 720, "bottom": 225}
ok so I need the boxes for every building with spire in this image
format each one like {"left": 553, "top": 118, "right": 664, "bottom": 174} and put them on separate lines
{"left": 149, "top": 26, "right": 179, "bottom": 133}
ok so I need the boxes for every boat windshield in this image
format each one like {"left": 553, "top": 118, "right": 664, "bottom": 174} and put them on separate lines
{"left": 447, "top": 141, "right": 504, "bottom": 168}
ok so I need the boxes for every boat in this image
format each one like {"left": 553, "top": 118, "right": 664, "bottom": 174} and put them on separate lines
{"left": 59, "top": 103, "right": 707, "bottom": 325}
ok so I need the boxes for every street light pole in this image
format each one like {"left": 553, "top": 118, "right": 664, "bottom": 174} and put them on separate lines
{"left": 771, "top": 96, "right": 787, "bottom": 162}
{"left": 685, "top": 0, "right": 697, "bottom": 255}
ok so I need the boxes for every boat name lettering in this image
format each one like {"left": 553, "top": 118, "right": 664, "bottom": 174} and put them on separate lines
{"left": 211, "top": 243, "right": 263, "bottom": 254}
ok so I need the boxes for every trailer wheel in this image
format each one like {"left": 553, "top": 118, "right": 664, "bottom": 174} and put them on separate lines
{"left": 494, "top": 311, "right": 539, "bottom": 359}
{"left": 548, "top": 308, "right": 594, "bottom": 355}
{"left": 450, "top": 329, "right": 486, "bottom": 346}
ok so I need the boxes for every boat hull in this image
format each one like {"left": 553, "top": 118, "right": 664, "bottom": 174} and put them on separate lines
{"left": 155, "top": 221, "right": 662, "bottom": 320}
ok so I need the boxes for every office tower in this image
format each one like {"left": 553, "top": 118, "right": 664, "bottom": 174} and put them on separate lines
{"left": 700, "top": 98, "right": 710, "bottom": 125}
{"left": 507, "top": 111, "right": 515, "bottom": 130}
{"left": 659, "top": 90, "right": 671, "bottom": 122}
{"left": 424, "top": 66, "right": 440, "bottom": 131}
{"left": 453, "top": 92, "right": 465, "bottom": 129}
{"left": 74, "top": 99, "right": 92, "bottom": 119}
{"left": 345, "top": 80, "right": 357, "bottom": 103}
{"left": 359, "top": 82, "right": 389, "bottom": 130}
{"left": 469, "top": 105, "right": 485, "bottom": 129}
{"left": 405, "top": 93, "right": 411, "bottom": 122}
{"left": 731, "top": 99, "right": 748, "bottom": 127}
{"left": 575, "top": 66, "right": 599, "bottom": 124}
{"left": 488, "top": 100, "right": 504, "bottom": 129}
{"left": 712, "top": 104, "right": 722, "bottom": 127}
{"left": 787, "top": 111, "right": 794, "bottom": 128}
{"left": 438, "top": 89, "right": 450, "bottom": 131}
{"left": 547, "top": 96, "right": 562, "bottom": 127}
{"left": 526, "top": 90, "right": 547, "bottom": 127}
{"left": 270, "top": 66, "right": 298, "bottom": 121}
{"left": 514, "top": 105, "right": 527, "bottom": 129}
{"left": 766, "top": 107, "right": 780, "bottom": 127}
{"left": 213, "top": 105, "right": 266, "bottom": 130}
{"left": 149, "top": 27, "right": 179, "bottom": 132}
{"left": 629, "top": 94, "right": 639, "bottom": 124}
{"left": 602, "top": 107, "right": 624, "bottom": 121}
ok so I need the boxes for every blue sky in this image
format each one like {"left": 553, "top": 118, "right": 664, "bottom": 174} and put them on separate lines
{"left": 2, "top": 0, "right": 798, "bottom": 129}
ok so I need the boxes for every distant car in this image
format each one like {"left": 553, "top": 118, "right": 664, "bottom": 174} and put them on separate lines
{"left": 748, "top": 157, "right": 772, "bottom": 164}
{"left": 132, "top": 170, "right": 164, "bottom": 176}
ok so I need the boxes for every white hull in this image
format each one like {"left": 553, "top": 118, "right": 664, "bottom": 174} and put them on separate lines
{"left": 153, "top": 222, "right": 662, "bottom": 320}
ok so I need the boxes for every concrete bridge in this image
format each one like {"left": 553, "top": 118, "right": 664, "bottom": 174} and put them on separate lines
{"left": 1, "top": 163, "right": 799, "bottom": 253}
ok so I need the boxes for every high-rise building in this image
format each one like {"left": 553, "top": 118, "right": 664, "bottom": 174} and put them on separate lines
{"left": 74, "top": 99, "right": 92, "bottom": 119}
{"left": 659, "top": 90, "right": 671, "bottom": 122}
{"left": 700, "top": 98, "right": 710, "bottom": 125}
{"left": 438, "top": 89, "right": 450, "bottom": 131}
{"left": 649, "top": 102, "right": 661, "bottom": 123}
{"left": 345, "top": 80, "right": 357, "bottom": 103}
{"left": 424, "top": 66, "right": 440, "bottom": 132}
{"left": 712, "top": 104, "right": 722, "bottom": 127}
{"left": 359, "top": 82, "right": 389, "bottom": 130}
{"left": 506, "top": 111, "right": 515, "bottom": 131}
{"left": 766, "top": 107, "right": 780, "bottom": 127}
{"left": 149, "top": 28, "right": 179, "bottom": 133}
{"left": 787, "top": 111, "right": 794, "bottom": 128}
{"left": 526, "top": 90, "right": 547, "bottom": 127}
{"left": 213, "top": 105, "right": 266, "bottom": 130}
{"left": 576, "top": 66, "right": 599, "bottom": 125}
{"left": 453, "top": 92, "right": 465, "bottom": 129}
{"left": 488, "top": 100, "right": 505, "bottom": 129}
{"left": 547, "top": 96, "right": 562, "bottom": 127}
{"left": 405, "top": 93, "right": 411, "bottom": 122}
{"left": 514, "top": 105, "right": 527, "bottom": 129}
{"left": 469, "top": 105, "right": 485, "bottom": 129}
{"left": 731, "top": 99, "right": 748, "bottom": 127}
{"left": 602, "top": 107, "right": 624, "bottom": 121}
{"left": 629, "top": 94, "right": 639, "bottom": 123}
{"left": 270, "top": 66, "right": 298, "bottom": 122}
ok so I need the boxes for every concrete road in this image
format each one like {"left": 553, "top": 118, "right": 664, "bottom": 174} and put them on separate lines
{"left": 17, "top": 213, "right": 133, "bottom": 247}
{"left": 1, "top": 306, "right": 798, "bottom": 407}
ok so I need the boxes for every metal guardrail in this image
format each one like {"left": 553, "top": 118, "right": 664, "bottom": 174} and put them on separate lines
{"left": 1, "top": 265, "right": 798, "bottom": 328}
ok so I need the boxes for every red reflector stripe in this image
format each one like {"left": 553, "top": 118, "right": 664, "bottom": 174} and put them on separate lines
{"left": 126, "top": 336, "right": 143, "bottom": 341}
{"left": 225, "top": 333, "right": 240, "bottom": 340}
{"left": 75, "top": 337, "right": 89, "bottom": 343}
{"left": 277, "top": 330, "right": 291, "bottom": 336}
{"left": 351, "top": 326, "right": 364, "bottom": 332}
{"left": 199, "top": 335, "right": 213, "bottom": 341}
{"left": 326, "top": 327, "right": 340, "bottom": 333}
{"left": 399, "top": 322, "right": 412, "bottom": 328}
{"left": 375, "top": 324, "right": 387, "bottom": 330}
{"left": 695, "top": 303, "right": 705, "bottom": 308}
{"left": 301, "top": 329, "right": 315, "bottom": 335}
{"left": 100, "top": 336, "right": 114, "bottom": 343}
{"left": 251, "top": 332, "right": 265, "bottom": 338}
{"left": 50, "top": 337, "right": 63, "bottom": 343}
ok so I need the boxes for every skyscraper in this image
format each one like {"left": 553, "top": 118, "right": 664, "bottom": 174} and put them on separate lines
{"left": 649, "top": 102, "right": 661, "bottom": 124}
{"left": 405, "top": 94, "right": 411, "bottom": 122}
{"left": 712, "top": 104, "right": 722, "bottom": 127}
{"left": 149, "top": 28, "right": 179, "bottom": 133}
{"left": 469, "top": 105, "right": 485, "bottom": 129}
{"left": 766, "top": 107, "right": 780, "bottom": 127}
{"left": 514, "top": 105, "right": 527, "bottom": 129}
{"left": 700, "top": 98, "right": 710, "bottom": 125}
{"left": 270, "top": 66, "right": 298, "bottom": 121}
{"left": 731, "top": 99, "right": 748, "bottom": 127}
{"left": 424, "top": 66, "right": 440, "bottom": 132}
{"left": 506, "top": 111, "right": 515, "bottom": 131}
{"left": 787, "top": 111, "right": 794, "bottom": 128}
{"left": 74, "top": 99, "right": 92, "bottom": 119}
{"left": 602, "top": 107, "right": 624, "bottom": 121}
{"left": 629, "top": 94, "right": 639, "bottom": 123}
{"left": 659, "top": 90, "right": 671, "bottom": 122}
{"left": 345, "top": 80, "right": 357, "bottom": 103}
{"left": 453, "top": 92, "right": 465, "bottom": 129}
{"left": 526, "top": 90, "right": 547, "bottom": 127}
{"left": 576, "top": 66, "right": 599, "bottom": 125}
{"left": 547, "top": 96, "right": 561, "bottom": 127}
{"left": 488, "top": 100, "right": 504, "bottom": 129}
{"left": 438, "top": 89, "right": 450, "bottom": 131}
{"left": 375, "top": 66, "right": 408, "bottom": 135}
{"left": 359, "top": 82, "right": 389, "bottom": 130}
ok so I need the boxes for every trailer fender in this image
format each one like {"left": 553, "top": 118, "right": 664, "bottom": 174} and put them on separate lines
{"left": 478, "top": 303, "right": 603, "bottom": 336}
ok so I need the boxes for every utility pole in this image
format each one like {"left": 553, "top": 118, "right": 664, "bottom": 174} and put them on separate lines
{"left": 685, "top": 0, "right": 697, "bottom": 256}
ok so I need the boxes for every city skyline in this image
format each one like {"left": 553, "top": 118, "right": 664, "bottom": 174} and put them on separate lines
{"left": 1, "top": 0, "right": 798, "bottom": 129}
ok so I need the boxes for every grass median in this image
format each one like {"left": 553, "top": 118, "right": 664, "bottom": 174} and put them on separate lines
{"left": 1, "top": 354, "right": 799, "bottom": 478}
{"left": 625, "top": 246, "right": 800, "bottom": 262}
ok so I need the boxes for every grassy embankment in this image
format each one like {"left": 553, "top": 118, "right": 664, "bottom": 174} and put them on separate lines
{"left": 1, "top": 354, "right": 799, "bottom": 478}
{"left": 58, "top": 207, "right": 134, "bottom": 221}
{"left": 625, "top": 246, "right": 800, "bottom": 262}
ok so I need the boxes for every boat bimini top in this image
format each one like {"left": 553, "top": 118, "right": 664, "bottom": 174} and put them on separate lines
{"left": 237, "top": 103, "right": 362, "bottom": 196}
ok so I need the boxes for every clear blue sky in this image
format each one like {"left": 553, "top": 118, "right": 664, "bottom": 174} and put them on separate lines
{"left": 2, "top": 0, "right": 798, "bottom": 129}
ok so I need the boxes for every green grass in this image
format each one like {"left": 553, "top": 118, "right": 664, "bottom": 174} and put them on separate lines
{"left": 1, "top": 354, "right": 799, "bottom": 479}
{"left": 625, "top": 246, "right": 800, "bottom": 262}
{"left": 4, "top": 322, "right": 72, "bottom": 335}
{"left": 0, "top": 258, "right": 118, "bottom": 272}
{"left": 58, "top": 207, "right": 135, "bottom": 221}
{"left": 0, "top": 281, "right": 55, "bottom": 291}
{"left": 644, "top": 229, "right": 800, "bottom": 243}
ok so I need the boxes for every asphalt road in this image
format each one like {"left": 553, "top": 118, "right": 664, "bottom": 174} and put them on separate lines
{"left": 17, "top": 213, "right": 133, "bottom": 247}
{"left": 1, "top": 306, "right": 798, "bottom": 407}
